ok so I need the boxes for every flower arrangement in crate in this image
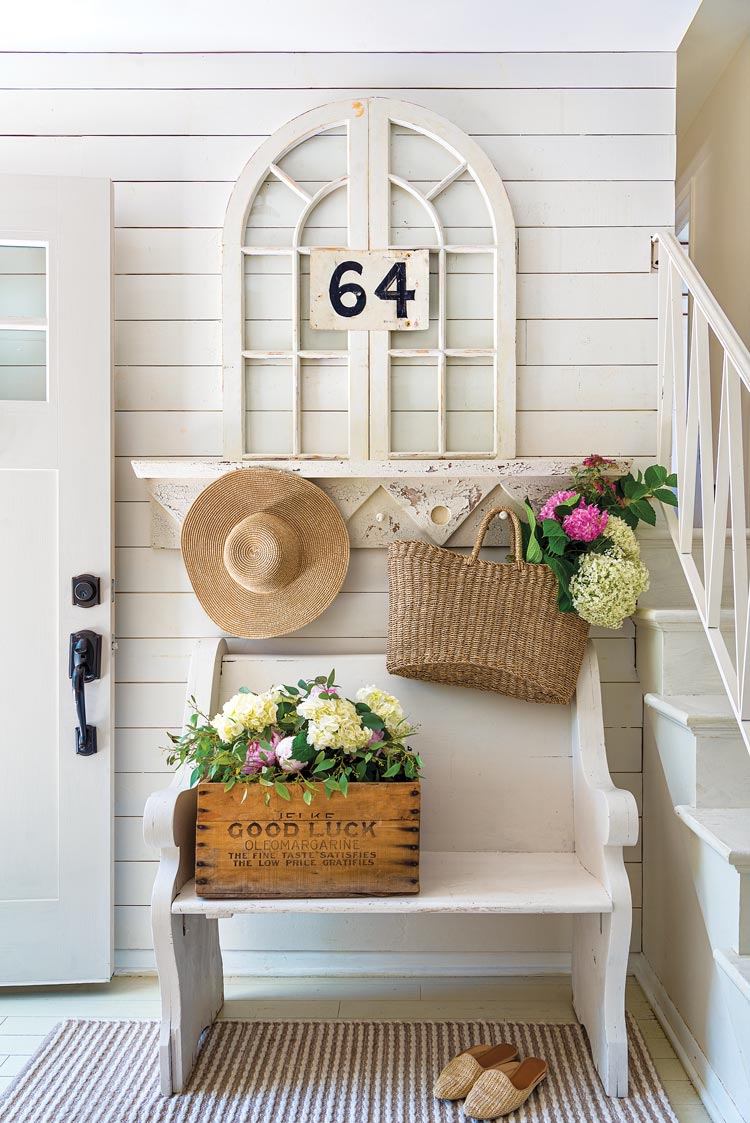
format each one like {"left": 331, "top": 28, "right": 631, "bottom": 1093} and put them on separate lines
{"left": 167, "top": 674, "right": 424, "bottom": 900}
{"left": 524, "top": 455, "right": 678, "bottom": 629}
{"left": 167, "top": 671, "right": 421, "bottom": 802}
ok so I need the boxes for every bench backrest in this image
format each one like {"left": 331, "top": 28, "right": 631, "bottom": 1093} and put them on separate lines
{"left": 216, "top": 653, "right": 575, "bottom": 855}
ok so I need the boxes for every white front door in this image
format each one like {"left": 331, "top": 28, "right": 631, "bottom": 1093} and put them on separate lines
{"left": 0, "top": 175, "right": 113, "bottom": 984}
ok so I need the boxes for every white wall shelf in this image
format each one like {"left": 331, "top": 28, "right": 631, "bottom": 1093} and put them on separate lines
{"left": 131, "top": 456, "right": 631, "bottom": 549}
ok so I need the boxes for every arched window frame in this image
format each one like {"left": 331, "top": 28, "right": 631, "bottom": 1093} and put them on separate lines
{"left": 222, "top": 97, "right": 516, "bottom": 463}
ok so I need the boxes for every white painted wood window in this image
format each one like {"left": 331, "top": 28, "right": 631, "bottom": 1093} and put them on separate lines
{"left": 223, "top": 97, "right": 516, "bottom": 462}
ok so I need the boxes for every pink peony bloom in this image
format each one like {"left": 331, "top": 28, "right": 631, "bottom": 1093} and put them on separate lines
{"left": 562, "top": 501, "right": 609, "bottom": 542}
{"left": 241, "top": 730, "right": 282, "bottom": 774}
{"left": 275, "top": 735, "right": 306, "bottom": 773}
{"left": 367, "top": 729, "right": 385, "bottom": 749}
{"left": 539, "top": 489, "right": 578, "bottom": 522}
{"left": 308, "top": 684, "right": 337, "bottom": 699}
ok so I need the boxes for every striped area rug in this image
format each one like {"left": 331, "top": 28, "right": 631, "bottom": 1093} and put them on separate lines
{"left": 1, "top": 1016, "right": 677, "bottom": 1122}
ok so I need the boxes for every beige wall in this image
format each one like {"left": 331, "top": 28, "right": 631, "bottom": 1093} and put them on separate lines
{"left": 678, "top": 32, "right": 750, "bottom": 344}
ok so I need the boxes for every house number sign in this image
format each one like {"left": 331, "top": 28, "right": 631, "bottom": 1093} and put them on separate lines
{"left": 309, "top": 249, "right": 429, "bottom": 331}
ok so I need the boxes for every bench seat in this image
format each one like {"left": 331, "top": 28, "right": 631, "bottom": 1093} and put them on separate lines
{"left": 172, "top": 852, "right": 613, "bottom": 917}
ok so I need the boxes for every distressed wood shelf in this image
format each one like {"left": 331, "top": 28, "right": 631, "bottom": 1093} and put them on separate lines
{"left": 172, "top": 852, "right": 613, "bottom": 919}
{"left": 131, "top": 458, "right": 631, "bottom": 549}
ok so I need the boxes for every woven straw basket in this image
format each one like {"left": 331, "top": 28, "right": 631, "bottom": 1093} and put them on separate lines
{"left": 387, "top": 506, "right": 590, "bottom": 705}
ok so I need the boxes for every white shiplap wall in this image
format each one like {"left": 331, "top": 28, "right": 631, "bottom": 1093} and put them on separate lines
{"left": 2, "top": 51, "right": 672, "bottom": 971}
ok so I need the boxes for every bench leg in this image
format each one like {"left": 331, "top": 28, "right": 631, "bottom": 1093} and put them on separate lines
{"left": 154, "top": 910, "right": 224, "bottom": 1095}
{"left": 572, "top": 905, "right": 631, "bottom": 1096}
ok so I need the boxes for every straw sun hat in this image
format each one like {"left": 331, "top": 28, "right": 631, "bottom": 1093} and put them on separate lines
{"left": 180, "top": 468, "right": 350, "bottom": 639}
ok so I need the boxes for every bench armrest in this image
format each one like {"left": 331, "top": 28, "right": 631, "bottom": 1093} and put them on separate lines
{"left": 144, "top": 779, "right": 198, "bottom": 902}
{"left": 573, "top": 643, "right": 639, "bottom": 867}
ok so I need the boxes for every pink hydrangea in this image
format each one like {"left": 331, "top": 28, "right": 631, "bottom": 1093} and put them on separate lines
{"left": 562, "top": 501, "right": 609, "bottom": 543}
{"left": 241, "top": 729, "right": 282, "bottom": 774}
{"left": 539, "top": 489, "right": 578, "bottom": 522}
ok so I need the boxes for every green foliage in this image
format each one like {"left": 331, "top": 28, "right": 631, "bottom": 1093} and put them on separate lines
{"left": 517, "top": 457, "right": 678, "bottom": 612}
{"left": 164, "top": 673, "right": 422, "bottom": 803}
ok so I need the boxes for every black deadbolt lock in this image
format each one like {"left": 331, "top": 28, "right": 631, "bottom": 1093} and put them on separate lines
{"left": 72, "top": 573, "right": 100, "bottom": 608}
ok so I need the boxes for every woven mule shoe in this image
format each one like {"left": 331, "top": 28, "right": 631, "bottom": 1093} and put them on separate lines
{"left": 433, "top": 1044, "right": 519, "bottom": 1101}
{"left": 463, "top": 1057, "right": 547, "bottom": 1119}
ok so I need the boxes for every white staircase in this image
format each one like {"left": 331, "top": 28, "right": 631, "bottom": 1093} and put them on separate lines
{"left": 636, "top": 609, "right": 750, "bottom": 1123}
{"left": 638, "top": 232, "right": 750, "bottom": 1123}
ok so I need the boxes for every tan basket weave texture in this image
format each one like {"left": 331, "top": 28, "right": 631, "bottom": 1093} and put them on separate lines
{"left": 387, "top": 506, "right": 589, "bottom": 705}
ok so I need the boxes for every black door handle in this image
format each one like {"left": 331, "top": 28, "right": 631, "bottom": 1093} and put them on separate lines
{"left": 69, "top": 631, "right": 102, "bottom": 756}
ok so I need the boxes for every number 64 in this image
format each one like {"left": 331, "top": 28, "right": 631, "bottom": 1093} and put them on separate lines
{"left": 329, "top": 260, "right": 415, "bottom": 319}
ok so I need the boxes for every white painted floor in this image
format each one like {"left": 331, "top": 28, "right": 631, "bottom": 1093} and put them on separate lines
{"left": 0, "top": 975, "right": 709, "bottom": 1122}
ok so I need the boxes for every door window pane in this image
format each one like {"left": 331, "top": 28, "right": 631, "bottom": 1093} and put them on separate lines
{"left": 0, "top": 328, "right": 46, "bottom": 401}
{"left": 0, "top": 244, "right": 47, "bottom": 401}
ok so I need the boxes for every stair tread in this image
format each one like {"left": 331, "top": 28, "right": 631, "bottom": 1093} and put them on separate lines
{"left": 675, "top": 806, "right": 750, "bottom": 867}
{"left": 645, "top": 693, "right": 737, "bottom": 728}
{"left": 636, "top": 608, "right": 735, "bottom": 630}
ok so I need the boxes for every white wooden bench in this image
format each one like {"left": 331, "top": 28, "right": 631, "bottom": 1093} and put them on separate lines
{"left": 144, "top": 639, "right": 638, "bottom": 1097}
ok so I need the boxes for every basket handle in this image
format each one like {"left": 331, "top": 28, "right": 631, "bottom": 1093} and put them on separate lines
{"left": 469, "top": 506, "right": 524, "bottom": 570}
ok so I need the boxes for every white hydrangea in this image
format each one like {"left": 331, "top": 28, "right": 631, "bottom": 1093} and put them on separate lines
{"left": 298, "top": 695, "right": 371, "bottom": 751}
{"left": 219, "top": 690, "right": 278, "bottom": 734}
{"left": 570, "top": 552, "right": 650, "bottom": 630}
{"left": 601, "top": 515, "right": 640, "bottom": 562}
{"left": 210, "top": 711, "right": 245, "bottom": 744}
{"left": 355, "top": 685, "right": 406, "bottom": 736}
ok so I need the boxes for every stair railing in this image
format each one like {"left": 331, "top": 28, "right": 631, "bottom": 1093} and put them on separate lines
{"left": 655, "top": 230, "right": 750, "bottom": 751}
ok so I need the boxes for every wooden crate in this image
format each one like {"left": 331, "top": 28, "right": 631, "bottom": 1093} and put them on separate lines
{"left": 195, "top": 781, "right": 421, "bottom": 898}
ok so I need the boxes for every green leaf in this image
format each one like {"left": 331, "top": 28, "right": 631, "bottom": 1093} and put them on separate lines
{"left": 543, "top": 553, "right": 576, "bottom": 613}
{"left": 327, "top": 668, "right": 336, "bottom": 687}
{"left": 524, "top": 501, "right": 544, "bottom": 564}
{"left": 542, "top": 518, "right": 567, "bottom": 538}
{"left": 360, "top": 712, "right": 385, "bottom": 731}
{"left": 383, "top": 761, "right": 402, "bottom": 778}
{"left": 274, "top": 781, "right": 291, "bottom": 801}
{"left": 291, "top": 740, "right": 316, "bottom": 763}
{"left": 620, "top": 474, "right": 637, "bottom": 498}
{"left": 644, "top": 464, "right": 668, "bottom": 489}
{"left": 189, "top": 713, "right": 199, "bottom": 727}
{"left": 190, "top": 767, "right": 202, "bottom": 787}
{"left": 654, "top": 487, "right": 678, "bottom": 507}
{"left": 665, "top": 473, "right": 678, "bottom": 488}
{"left": 339, "top": 773, "right": 349, "bottom": 797}
{"left": 543, "top": 533, "right": 568, "bottom": 557}
{"left": 238, "top": 686, "right": 250, "bottom": 694}
{"left": 298, "top": 679, "right": 307, "bottom": 689}
{"left": 313, "top": 758, "right": 335, "bottom": 774}
{"left": 302, "top": 789, "right": 313, "bottom": 805}
{"left": 631, "top": 498, "right": 657, "bottom": 525}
